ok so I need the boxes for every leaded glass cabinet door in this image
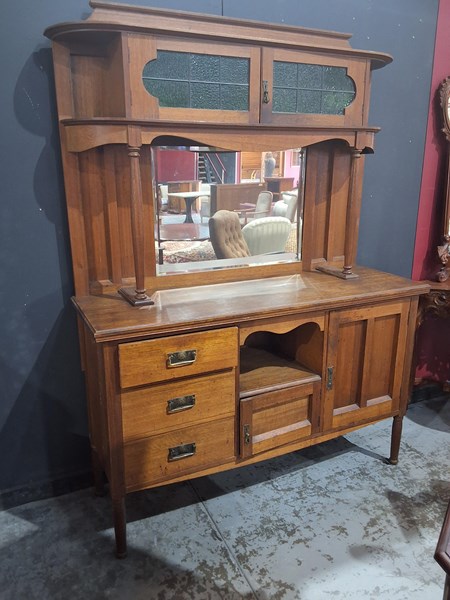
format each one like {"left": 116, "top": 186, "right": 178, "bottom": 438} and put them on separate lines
{"left": 260, "top": 48, "right": 368, "bottom": 127}
{"left": 127, "top": 35, "right": 261, "bottom": 123}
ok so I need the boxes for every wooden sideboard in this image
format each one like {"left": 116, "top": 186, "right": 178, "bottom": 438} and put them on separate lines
{"left": 210, "top": 182, "right": 267, "bottom": 214}
{"left": 74, "top": 268, "right": 425, "bottom": 557}
{"left": 44, "top": 2, "right": 429, "bottom": 557}
{"left": 264, "top": 176, "right": 295, "bottom": 199}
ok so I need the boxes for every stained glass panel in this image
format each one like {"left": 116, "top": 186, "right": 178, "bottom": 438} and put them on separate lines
{"left": 143, "top": 51, "right": 249, "bottom": 111}
{"left": 273, "top": 62, "right": 355, "bottom": 115}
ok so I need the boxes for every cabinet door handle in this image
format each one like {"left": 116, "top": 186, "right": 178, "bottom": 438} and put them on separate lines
{"left": 168, "top": 442, "right": 196, "bottom": 462}
{"left": 326, "top": 366, "right": 334, "bottom": 390}
{"left": 243, "top": 424, "right": 251, "bottom": 445}
{"left": 262, "top": 80, "right": 270, "bottom": 104}
{"left": 166, "top": 349, "right": 197, "bottom": 368}
{"left": 167, "top": 395, "right": 196, "bottom": 414}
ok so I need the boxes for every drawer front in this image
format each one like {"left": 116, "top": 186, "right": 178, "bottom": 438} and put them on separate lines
{"left": 240, "top": 380, "right": 321, "bottom": 458}
{"left": 119, "top": 327, "right": 238, "bottom": 389}
{"left": 124, "top": 417, "right": 235, "bottom": 490}
{"left": 121, "top": 371, "right": 236, "bottom": 441}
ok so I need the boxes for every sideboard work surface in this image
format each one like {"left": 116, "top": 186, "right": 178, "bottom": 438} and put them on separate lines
{"left": 74, "top": 268, "right": 426, "bottom": 557}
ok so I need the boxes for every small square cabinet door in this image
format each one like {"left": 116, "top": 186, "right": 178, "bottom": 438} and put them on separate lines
{"left": 240, "top": 380, "right": 321, "bottom": 459}
{"left": 323, "top": 300, "right": 410, "bottom": 430}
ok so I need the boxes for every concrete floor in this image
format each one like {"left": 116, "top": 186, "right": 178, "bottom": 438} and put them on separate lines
{"left": 1, "top": 396, "right": 449, "bottom": 599}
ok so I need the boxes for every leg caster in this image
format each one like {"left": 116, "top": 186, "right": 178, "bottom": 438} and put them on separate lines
{"left": 388, "top": 415, "right": 403, "bottom": 465}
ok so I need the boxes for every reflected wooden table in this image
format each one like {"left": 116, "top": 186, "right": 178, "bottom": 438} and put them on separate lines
{"left": 167, "top": 191, "right": 210, "bottom": 223}
{"left": 159, "top": 223, "right": 210, "bottom": 241}
{"left": 157, "top": 223, "right": 210, "bottom": 264}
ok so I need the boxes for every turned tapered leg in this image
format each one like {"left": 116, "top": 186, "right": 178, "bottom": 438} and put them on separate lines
{"left": 112, "top": 496, "right": 127, "bottom": 558}
{"left": 388, "top": 415, "right": 403, "bottom": 465}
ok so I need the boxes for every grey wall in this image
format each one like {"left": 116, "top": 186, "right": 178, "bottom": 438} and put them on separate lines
{"left": 0, "top": 0, "right": 438, "bottom": 496}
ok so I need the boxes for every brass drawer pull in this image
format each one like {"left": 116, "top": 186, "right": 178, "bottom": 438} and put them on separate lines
{"left": 167, "top": 394, "right": 196, "bottom": 414}
{"left": 168, "top": 442, "right": 196, "bottom": 462}
{"left": 166, "top": 349, "right": 197, "bottom": 368}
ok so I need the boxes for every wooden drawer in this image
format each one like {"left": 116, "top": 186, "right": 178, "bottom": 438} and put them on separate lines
{"left": 121, "top": 371, "right": 236, "bottom": 441}
{"left": 240, "top": 379, "right": 321, "bottom": 458}
{"left": 118, "top": 327, "right": 238, "bottom": 389}
{"left": 124, "top": 416, "right": 235, "bottom": 490}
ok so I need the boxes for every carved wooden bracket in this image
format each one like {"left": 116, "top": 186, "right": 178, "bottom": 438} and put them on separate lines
{"left": 418, "top": 288, "right": 450, "bottom": 328}
{"left": 437, "top": 78, "right": 450, "bottom": 282}
{"left": 437, "top": 237, "right": 450, "bottom": 282}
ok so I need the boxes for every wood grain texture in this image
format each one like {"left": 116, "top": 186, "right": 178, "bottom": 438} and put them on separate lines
{"left": 73, "top": 268, "right": 428, "bottom": 343}
{"left": 118, "top": 327, "right": 238, "bottom": 388}
{"left": 240, "top": 381, "right": 320, "bottom": 458}
{"left": 240, "top": 345, "right": 320, "bottom": 397}
{"left": 121, "top": 370, "right": 236, "bottom": 441}
{"left": 124, "top": 416, "right": 235, "bottom": 491}
{"left": 323, "top": 300, "right": 410, "bottom": 430}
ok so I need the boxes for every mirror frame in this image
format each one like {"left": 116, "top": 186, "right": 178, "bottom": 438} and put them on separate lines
{"left": 438, "top": 77, "right": 450, "bottom": 282}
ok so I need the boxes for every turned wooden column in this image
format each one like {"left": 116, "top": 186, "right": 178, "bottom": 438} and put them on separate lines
{"left": 342, "top": 148, "right": 363, "bottom": 277}
{"left": 119, "top": 126, "right": 154, "bottom": 306}
{"left": 316, "top": 146, "right": 363, "bottom": 280}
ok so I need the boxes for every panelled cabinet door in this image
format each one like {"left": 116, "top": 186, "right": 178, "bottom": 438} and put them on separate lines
{"left": 323, "top": 300, "right": 410, "bottom": 431}
{"left": 260, "top": 47, "right": 366, "bottom": 127}
{"left": 127, "top": 34, "right": 261, "bottom": 123}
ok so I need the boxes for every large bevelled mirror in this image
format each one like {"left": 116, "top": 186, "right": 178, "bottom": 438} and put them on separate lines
{"left": 151, "top": 141, "right": 304, "bottom": 275}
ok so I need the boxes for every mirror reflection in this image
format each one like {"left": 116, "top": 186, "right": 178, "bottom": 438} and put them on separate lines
{"left": 152, "top": 144, "right": 304, "bottom": 274}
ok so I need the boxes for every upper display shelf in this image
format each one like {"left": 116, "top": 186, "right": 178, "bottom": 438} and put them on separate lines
{"left": 44, "top": 1, "right": 392, "bottom": 133}
{"left": 44, "top": 1, "right": 392, "bottom": 70}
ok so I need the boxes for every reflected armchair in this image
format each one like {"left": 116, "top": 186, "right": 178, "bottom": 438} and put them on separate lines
{"left": 242, "top": 216, "right": 292, "bottom": 255}
{"left": 235, "top": 190, "right": 273, "bottom": 225}
{"left": 158, "top": 184, "right": 169, "bottom": 212}
{"left": 198, "top": 183, "right": 212, "bottom": 222}
{"left": 209, "top": 210, "right": 251, "bottom": 259}
{"left": 272, "top": 190, "right": 298, "bottom": 222}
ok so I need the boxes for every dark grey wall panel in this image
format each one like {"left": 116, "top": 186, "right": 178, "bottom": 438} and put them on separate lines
{"left": 0, "top": 0, "right": 222, "bottom": 494}
{"left": 0, "top": 0, "right": 437, "bottom": 494}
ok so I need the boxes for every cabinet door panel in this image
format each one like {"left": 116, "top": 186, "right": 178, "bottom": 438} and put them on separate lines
{"left": 240, "top": 379, "right": 321, "bottom": 458}
{"left": 361, "top": 313, "right": 399, "bottom": 402}
{"left": 128, "top": 34, "right": 261, "bottom": 123}
{"left": 261, "top": 47, "right": 367, "bottom": 128}
{"left": 324, "top": 301, "right": 410, "bottom": 430}
{"left": 333, "top": 319, "right": 365, "bottom": 409}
